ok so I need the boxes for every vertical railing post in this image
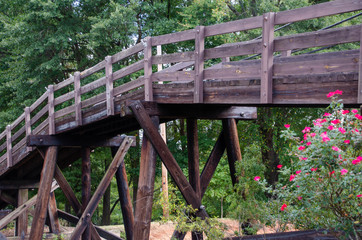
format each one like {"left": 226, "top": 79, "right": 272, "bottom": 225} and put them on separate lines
{"left": 260, "top": 12, "right": 275, "bottom": 104}
{"left": 358, "top": 25, "right": 362, "bottom": 104}
{"left": 194, "top": 26, "right": 205, "bottom": 103}
{"left": 144, "top": 37, "right": 153, "bottom": 101}
{"left": 74, "top": 72, "right": 82, "bottom": 126}
{"left": 25, "top": 107, "right": 32, "bottom": 152}
{"left": 48, "top": 85, "right": 55, "bottom": 135}
{"left": 6, "top": 125, "right": 12, "bottom": 168}
{"left": 105, "top": 56, "right": 114, "bottom": 116}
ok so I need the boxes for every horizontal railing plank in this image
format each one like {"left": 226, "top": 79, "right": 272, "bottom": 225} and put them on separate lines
{"left": 0, "top": 131, "right": 5, "bottom": 140}
{"left": 30, "top": 91, "right": 48, "bottom": 112}
{"left": 30, "top": 105, "right": 48, "bottom": 126}
{"left": 152, "top": 51, "right": 195, "bottom": 65}
{"left": 12, "top": 126, "right": 25, "bottom": 143}
{"left": 10, "top": 113, "right": 25, "bottom": 131}
{"left": 80, "top": 77, "right": 106, "bottom": 95}
{"left": 0, "top": 142, "right": 6, "bottom": 153}
{"left": 152, "top": 71, "right": 195, "bottom": 82}
{"left": 205, "top": 40, "right": 262, "bottom": 59}
{"left": 152, "top": 29, "right": 195, "bottom": 46}
{"left": 12, "top": 138, "right": 26, "bottom": 153}
{"left": 33, "top": 120, "right": 48, "bottom": 135}
{"left": 80, "top": 60, "right": 106, "bottom": 79}
{"left": 113, "top": 60, "right": 144, "bottom": 81}
{"left": 54, "top": 105, "right": 76, "bottom": 119}
{"left": 275, "top": 0, "right": 362, "bottom": 25}
{"left": 0, "top": 154, "right": 6, "bottom": 164}
{"left": 54, "top": 91, "right": 75, "bottom": 106}
{"left": 54, "top": 77, "right": 74, "bottom": 91}
{"left": 112, "top": 42, "right": 144, "bottom": 64}
{"left": 114, "top": 77, "right": 145, "bottom": 96}
{"left": 82, "top": 93, "right": 106, "bottom": 109}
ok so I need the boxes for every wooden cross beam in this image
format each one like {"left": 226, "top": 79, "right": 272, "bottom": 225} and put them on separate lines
{"left": 0, "top": 180, "right": 39, "bottom": 190}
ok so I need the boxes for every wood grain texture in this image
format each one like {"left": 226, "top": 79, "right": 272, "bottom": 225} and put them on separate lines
{"left": 16, "top": 189, "right": 28, "bottom": 237}
{"left": 105, "top": 56, "right": 114, "bottom": 116}
{"left": 6, "top": 125, "right": 12, "bottom": 168}
{"left": 358, "top": 25, "right": 362, "bottom": 104}
{"left": 74, "top": 72, "right": 82, "bottom": 126}
{"left": 82, "top": 148, "right": 91, "bottom": 240}
{"left": 144, "top": 37, "right": 153, "bottom": 101}
{"left": 48, "top": 85, "right": 55, "bottom": 134}
{"left": 194, "top": 26, "right": 205, "bottom": 103}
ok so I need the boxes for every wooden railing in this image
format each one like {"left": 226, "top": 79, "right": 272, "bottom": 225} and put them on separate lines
{"left": 0, "top": 0, "right": 361, "bottom": 171}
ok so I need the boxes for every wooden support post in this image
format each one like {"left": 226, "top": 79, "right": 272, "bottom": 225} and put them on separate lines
{"left": 133, "top": 116, "right": 159, "bottom": 240}
{"left": 222, "top": 119, "right": 242, "bottom": 186}
{"left": 48, "top": 85, "right": 55, "bottom": 134}
{"left": 16, "top": 189, "right": 28, "bottom": 237}
{"left": 29, "top": 146, "right": 58, "bottom": 240}
{"left": 70, "top": 137, "right": 133, "bottom": 240}
{"left": 194, "top": 26, "right": 205, "bottom": 103}
{"left": 82, "top": 148, "right": 91, "bottom": 240}
{"left": 74, "top": 72, "right": 82, "bottom": 126}
{"left": 105, "top": 56, "right": 114, "bottom": 116}
{"left": 47, "top": 192, "right": 60, "bottom": 234}
{"left": 53, "top": 166, "right": 101, "bottom": 240}
{"left": 260, "top": 12, "right": 275, "bottom": 104}
{"left": 187, "top": 119, "right": 203, "bottom": 240}
{"left": 6, "top": 125, "right": 12, "bottom": 168}
{"left": 144, "top": 37, "right": 153, "bottom": 101}
{"left": 25, "top": 107, "right": 33, "bottom": 152}
{"left": 112, "top": 147, "right": 134, "bottom": 240}
{"left": 129, "top": 101, "right": 201, "bottom": 209}
{"left": 358, "top": 26, "right": 362, "bottom": 103}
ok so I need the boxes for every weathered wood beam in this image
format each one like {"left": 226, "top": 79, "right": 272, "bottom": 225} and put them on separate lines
{"left": 27, "top": 135, "right": 136, "bottom": 147}
{"left": 133, "top": 116, "right": 159, "bottom": 240}
{"left": 0, "top": 190, "right": 17, "bottom": 206}
{"left": 70, "top": 136, "right": 133, "bottom": 240}
{"left": 129, "top": 101, "right": 201, "bottom": 209}
{"left": 0, "top": 180, "right": 39, "bottom": 189}
{"left": 82, "top": 148, "right": 91, "bottom": 240}
{"left": 47, "top": 192, "right": 60, "bottom": 234}
{"left": 194, "top": 25, "right": 205, "bottom": 103}
{"left": 16, "top": 189, "right": 28, "bottom": 237}
{"left": 53, "top": 166, "right": 102, "bottom": 240}
{"left": 111, "top": 147, "right": 134, "bottom": 240}
{"left": 358, "top": 25, "right": 362, "bottom": 104}
{"left": 122, "top": 101, "right": 257, "bottom": 120}
{"left": 105, "top": 56, "right": 115, "bottom": 116}
{"left": 29, "top": 146, "right": 58, "bottom": 240}
{"left": 74, "top": 72, "right": 82, "bottom": 126}
{"left": 57, "top": 210, "right": 124, "bottom": 240}
{"left": 144, "top": 37, "right": 153, "bottom": 101}
{"left": 48, "top": 85, "right": 56, "bottom": 135}
{"left": 223, "top": 119, "right": 242, "bottom": 186}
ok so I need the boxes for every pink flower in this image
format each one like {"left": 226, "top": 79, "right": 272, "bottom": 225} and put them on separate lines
{"left": 338, "top": 127, "right": 346, "bottom": 134}
{"left": 327, "top": 92, "right": 334, "bottom": 98}
{"left": 355, "top": 114, "right": 362, "bottom": 120}
{"left": 342, "top": 110, "right": 349, "bottom": 115}
{"left": 301, "top": 157, "right": 308, "bottom": 160}
{"left": 306, "top": 142, "right": 311, "bottom": 146}
{"left": 340, "top": 169, "right": 348, "bottom": 175}
{"left": 296, "top": 170, "right": 301, "bottom": 175}
{"left": 284, "top": 124, "right": 290, "bottom": 128}
{"left": 302, "top": 127, "right": 311, "bottom": 133}
{"left": 344, "top": 140, "right": 350, "bottom": 144}
{"left": 277, "top": 164, "right": 283, "bottom": 169}
{"left": 355, "top": 129, "right": 359, "bottom": 133}
{"left": 329, "top": 171, "right": 335, "bottom": 176}
{"left": 331, "top": 119, "right": 341, "bottom": 125}
{"left": 351, "top": 109, "right": 358, "bottom": 113}
{"left": 327, "top": 125, "right": 334, "bottom": 130}
{"left": 310, "top": 133, "right": 316, "bottom": 137}
{"left": 297, "top": 196, "right": 302, "bottom": 200}
{"left": 321, "top": 132, "right": 330, "bottom": 142}
{"left": 323, "top": 113, "right": 331, "bottom": 117}
{"left": 328, "top": 90, "right": 343, "bottom": 97}
{"left": 311, "top": 168, "right": 318, "bottom": 172}
{"left": 289, "top": 174, "right": 296, "bottom": 181}
{"left": 334, "top": 90, "right": 343, "bottom": 95}
{"left": 352, "top": 157, "right": 361, "bottom": 165}
{"left": 357, "top": 194, "right": 362, "bottom": 198}
{"left": 280, "top": 203, "right": 287, "bottom": 211}
{"left": 303, "top": 134, "right": 308, "bottom": 140}
{"left": 254, "top": 176, "right": 261, "bottom": 181}
{"left": 298, "top": 146, "right": 306, "bottom": 151}
{"left": 297, "top": 185, "right": 300, "bottom": 188}
{"left": 332, "top": 146, "right": 340, "bottom": 152}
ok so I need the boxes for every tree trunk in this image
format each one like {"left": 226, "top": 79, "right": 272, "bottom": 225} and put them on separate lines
{"left": 101, "top": 158, "right": 111, "bottom": 225}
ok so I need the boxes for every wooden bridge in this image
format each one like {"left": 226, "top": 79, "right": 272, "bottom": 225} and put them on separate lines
{"left": 0, "top": 0, "right": 361, "bottom": 239}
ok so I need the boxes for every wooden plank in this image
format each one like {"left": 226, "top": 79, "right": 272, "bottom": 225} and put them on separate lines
{"left": 6, "top": 125, "right": 12, "bottom": 168}
{"left": 151, "top": 29, "right": 195, "bottom": 46}
{"left": 205, "top": 39, "right": 262, "bottom": 60}
{"left": 54, "top": 105, "right": 75, "bottom": 119}
{"left": 223, "top": 119, "right": 242, "bottom": 186}
{"left": 10, "top": 113, "right": 25, "bottom": 131}
{"left": 30, "top": 104, "right": 48, "bottom": 126}
{"left": 113, "top": 77, "right": 144, "bottom": 96}
{"left": 105, "top": 56, "right": 114, "bottom": 116}
{"left": 12, "top": 138, "right": 26, "bottom": 154}
{"left": 205, "top": 16, "right": 263, "bottom": 37}
{"left": 194, "top": 26, "right": 205, "bottom": 103}
{"left": 27, "top": 135, "right": 135, "bottom": 147}
{"left": 358, "top": 25, "right": 362, "bottom": 104}
{"left": 48, "top": 85, "right": 55, "bottom": 135}
{"left": 0, "top": 190, "right": 17, "bottom": 206}
{"left": 200, "top": 131, "right": 226, "bottom": 198}
{"left": 0, "top": 182, "right": 58, "bottom": 229}
{"left": 74, "top": 72, "right": 82, "bottom": 126}
{"left": 129, "top": 101, "right": 201, "bottom": 208}
{"left": 275, "top": 0, "right": 362, "bottom": 25}
{"left": 112, "top": 42, "right": 144, "bottom": 64}
{"left": 32, "top": 119, "right": 48, "bottom": 135}
{"left": 260, "top": 12, "right": 275, "bottom": 104}
{"left": 12, "top": 126, "right": 25, "bottom": 143}
{"left": 57, "top": 210, "right": 123, "bottom": 240}
{"left": 80, "top": 77, "right": 106, "bottom": 95}
{"left": 30, "top": 91, "right": 48, "bottom": 112}
{"left": 80, "top": 60, "right": 106, "bottom": 79}
{"left": 81, "top": 93, "right": 106, "bottom": 109}
{"left": 204, "top": 64, "right": 261, "bottom": 80}
{"left": 16, "top": 189, "right": 28, "bottom": 237}
{"left": 82, "top": 148, "right": 91, "bottom": 240}
{"left": 152, "top": 51, "right": 195, "bottom": 65}
{"left": 151, "top": 71, "right": 194, "bottom": 83}
{"left": 0, "top": 130, "right": 5, "bottom": 141}
{"left": 70, "top": 137, "right": 133, "bottom": 240}
{"left": 161, "top": 61, "right": 194, "bottom": 73}
{"left": 54, "top": 90, "right": 75, "bottom": 106}
{"left": 274, "top": 25, "right": 361, "bottom": 52}
{"left": 29, "top": 146, "right": 58, "bottom": 240}
{"left": 0, "top": 142, "right": 6, "bottom": 153}
{"left": 112, "top": 147, "right": 134, "bottom": 240}
{"left": 144, "top": 37, "right": 153, "bottom": 101}
{"left": 53, "top": 166, "right": 102, "bottom": 240}
{"left": 0, "top": 180, "right": 39, "bottom": 189}
{"left": 133, "top": 117, "right": 158, "bottom": 240}
{"left": 54, "top": 77, "right": 73, "bottom": 91}
{"left": 113, "top": 60, "right": 144, "bottom": 82}
{"left": 25, "top": 107, "right": 32, "bottom": 152}
{"left": 47, "top": 192, "right": 60, "bottom": 234}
